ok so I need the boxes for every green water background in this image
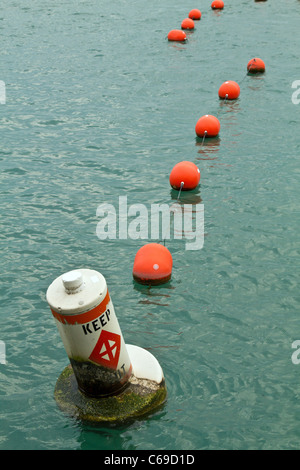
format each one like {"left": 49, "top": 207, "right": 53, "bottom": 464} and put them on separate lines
{"left": 0, "top": 0, "right": 300, "bottom": 450}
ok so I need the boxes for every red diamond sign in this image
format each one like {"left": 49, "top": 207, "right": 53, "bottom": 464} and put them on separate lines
{"left": 89, "top": 330, "right": 121, "bottom": 370}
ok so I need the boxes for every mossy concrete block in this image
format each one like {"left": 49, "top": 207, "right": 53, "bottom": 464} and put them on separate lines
{"left": 54, "top": 364, "right": 167, "bottom": 425}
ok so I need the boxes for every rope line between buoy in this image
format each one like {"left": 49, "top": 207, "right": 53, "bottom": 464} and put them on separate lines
{"left": 162, "top": 181, "right": 185, "bottom": 246}
{"left": 201, "top": 130, "right": 207, "bottom": 146}
{"left": 177, "top": 181, "right": 184, "bottom": 201}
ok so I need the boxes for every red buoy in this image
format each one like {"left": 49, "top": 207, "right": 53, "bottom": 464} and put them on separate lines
{"left": 167, "top": 30, "right": 187, "bottom": 42}
{"left": 195, "top": 115, "right": 220, "bottom": 138}
{"left": 218, "top": 80, "right": 240, "bottom": 100}
{"left": 169, "top": 161, "right": 200, "bottom": 191}
{"left": 181, "top": 18, "right": 195, "bottom": 30}
{"left": 133, "top": 243, "right": 173, "bottom": 285}
{"left": 188, "top": 9, "right": 201, "bottom": 20}
{"left": 247, "top": 57, "right": 265, "bottom": 74}
{"left": 211, "top": 0, "right": 224, "bottom": 9}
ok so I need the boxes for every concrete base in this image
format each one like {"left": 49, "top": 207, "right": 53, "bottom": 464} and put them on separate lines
{"left": 54, "top": 345, "right": 167, "bottom": 425}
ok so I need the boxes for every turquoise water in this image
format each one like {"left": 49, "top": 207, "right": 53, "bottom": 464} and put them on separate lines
{"left": 0, "top": 0, "right": 300, "bottom": 450}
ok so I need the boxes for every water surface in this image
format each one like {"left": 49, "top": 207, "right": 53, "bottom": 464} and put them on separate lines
{"left": 0, "top": 0, "right": 300, "bottom": 450}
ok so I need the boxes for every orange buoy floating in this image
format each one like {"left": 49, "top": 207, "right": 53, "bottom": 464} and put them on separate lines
{"left": 247, "top": 57, "right": 265, "bottom": 74}
{"left": 169, "top": 161, "right": 200, "bottom": 191}
{"left": 133, "top": 243, "right": 173, "bottom": 286}
{"left": 218, "top": 80, "right": 240, "bottom": 100}
{"left": 181, "top": 18, "right": 195, "bottom": 30}
{"left": 211, "top": 0, "right": 224, "bottom": 9}
{"left": 195, "top": 114, "right": 220, "bottom": 138}
{"left": 167, "top": 30, "right": 187, "bottom": 42}
{"left": 188, "top": 9, "right": 202, "bottom": 20}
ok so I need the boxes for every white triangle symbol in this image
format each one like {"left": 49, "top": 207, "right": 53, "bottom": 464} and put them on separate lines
{"left": 101, "top": 353, "right": 110, "bottom": 361}
{"left": 109, "top": 340, "right": 117, "bottom": 357}
{"left": 99, "top": 344, "right": 106, "bottom": 355}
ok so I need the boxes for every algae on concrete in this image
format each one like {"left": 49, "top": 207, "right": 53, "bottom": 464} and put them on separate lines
{"left": 54, "top": 364, "right": 167, "bottom": 425}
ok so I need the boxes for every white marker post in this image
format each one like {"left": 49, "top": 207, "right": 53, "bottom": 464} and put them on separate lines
{"left": 46, "top": 269, "right": 132, "bottom": 397}
{"left": 46, "top": 269, "right": 167, "bottom": 424}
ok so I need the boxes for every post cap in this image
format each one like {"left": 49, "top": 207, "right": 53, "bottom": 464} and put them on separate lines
{"left": 62, "top": 271, "right": 83, "bottom": 293}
